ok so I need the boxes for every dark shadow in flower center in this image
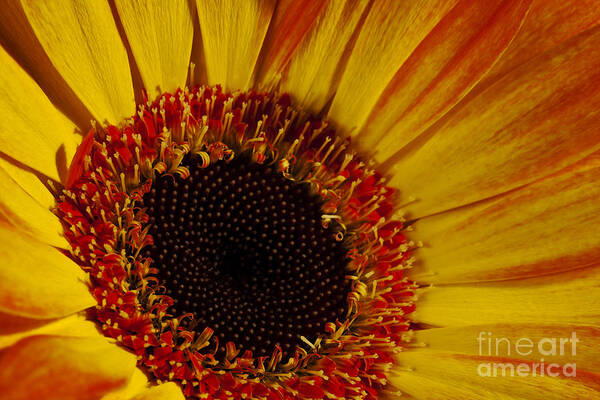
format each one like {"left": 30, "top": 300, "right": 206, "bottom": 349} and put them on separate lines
{"left": 142, "top": 152, "right": 350, "bottom": 358}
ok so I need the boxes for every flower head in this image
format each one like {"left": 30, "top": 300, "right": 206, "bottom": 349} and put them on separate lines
{"left": 0, "top": 1, "right": 598, "bottom": 400}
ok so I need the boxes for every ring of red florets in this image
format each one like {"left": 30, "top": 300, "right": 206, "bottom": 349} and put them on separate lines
{"left": 55, "top": 85, "right": 417, "bottom": 399}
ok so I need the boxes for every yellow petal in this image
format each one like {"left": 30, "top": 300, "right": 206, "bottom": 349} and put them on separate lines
{"left": 0, "top": 161, "right": 67, "bottom": 248}
{"left": 0, "top": 43, "right": 80, "bottom": 182}
{"left": 409, "top": 152, "right": 600, "bottom": 284}
{"left": 0, "top": 312, "right": 99, "bottom": 350}
{"left": 0, "top": 158, "right": 56, "bottom": 208}
{"left": 0, "top": 223, "right": 95, "bottom": 319}
{"left": 115, "top": 0, "right": 194, "bottom": 97}
{"left": 392, "top": 348, "right": 600, "bottom": 400}
{"left": 131, "top": 383, "right": 185, "bottom": 400}
{"left": 253, "top": 0, "right": 326, "bottom": 89}
{"left": 21, "top": 0, "right": 135, "bottom": 124}
{"left": 327, "top": 0, "right": 458, "bottom": 133}
{"left": 360, "top": 0, "right": 532, "bottom": 156}
{"left": 414, "top": 323, "right": 600, "bottom": 374}
{"left": 277, "top": 0, "right": 370, "bottom": 112}
{"left": 196, "top": 0, "right": 275, "bottom": 91}
{"left": 411, "top": 265, "right": 600, "bottom": 327}
{"left": 0, "top": 0, "right": 93, "bottom": 129}
{"left": 0, "top": 335, "right": 137, "bottom": 400}
{"left": 101, "top": 369, "right": 148, "bottom": 400}
{"left": 101, "top": 372, "right": 184, "bottom": 400}
{"left": 386, "top": 26, "right": 600, "bottom": 218}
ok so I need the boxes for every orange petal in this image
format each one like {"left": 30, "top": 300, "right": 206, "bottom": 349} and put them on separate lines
{"left": 0, "top": 311, "right": 51, "bottom": 336}
{"left": 276, "top": 0, "right": 370, "bottom": 112}
{"left": 392, "top": 347, "right": 600, "bottom": 399}
{"left": 414, "top": 323, "right": 600, "bottom": 374}
{"left": 409, "top": 152, "right": 600, "bottom": 284}
{"left": 0, "top": 223, "right": 95, "bottom": 319}
{"left": 386, "top": 26, "right": 600, "bottom": 218}
{"left": 0, "top": 313, "right": 99, "bottom": 350}
{"left": 361, "top": 0, "right": 532, "bottom": 155}
{"left": 253, "top": 0, "right": 326, "bottom": 89}
{"left": 411, "top": 265, "right": 600, "bottom": 328}
{"left": 0, "top": 335, "right": 137, "bottom": 400}
{"left": 327, "top": 0, "right": 459, "bottom": 133}
{"left": 21, "top": 0, "right": 135, "bottom": 124}
{"left": 480, "top": 0, "right": 600, "bottom": 92}
{"left": 115, "top": 0, "right": 194, "bottom": 97}
{"left": 195, "top": 0, "right": 275, "bottom": 91}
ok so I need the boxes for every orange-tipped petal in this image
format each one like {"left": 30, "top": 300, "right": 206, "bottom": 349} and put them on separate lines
{"left": 0, "top": 335, "right": 137, "bottom": 400}
{"left": 0, "top": 223, "right": 95, "bottom": 319}
{"left": 386, "top": 26, "right": 600, "bottom": 218}
{"left": 195, "top": 0, "right": 275, "bottom": 91}
{"left": 115, "top": 0, "right": 194, "bottom": 97}
{"left": 21, "top": 0, "right": 135, "bottom": 124}
{"left": 276, "top": 0, "right": 370, "bottom": 112}
{"left": 253, "top": 0, "right": 326, "bottom": 89}
{"left": 411, "top": 265, "right": 600, "bottom": 327}
{"left": 409, "top": 152, "right": 600, "bottom": 284}
{"left": 361, "top": 0, "right": 532, "bottom": 155}
{"left": 327, "top": 0, "right": 458, "bottom": 133}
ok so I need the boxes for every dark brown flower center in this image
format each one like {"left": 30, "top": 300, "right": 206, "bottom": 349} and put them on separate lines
{"left": 142, "top": 151, "right": 350, "bottom": 358}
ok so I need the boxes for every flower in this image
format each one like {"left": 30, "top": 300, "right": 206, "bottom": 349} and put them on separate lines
{"left": 0, "top": 0, "right": 598, "bottom": 399}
